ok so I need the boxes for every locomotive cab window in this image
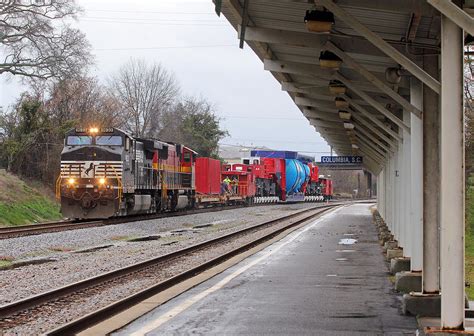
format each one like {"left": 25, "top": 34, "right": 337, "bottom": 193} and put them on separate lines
{"left": 67, "top": 135, "right": 92, "bottom": 146}
{"left": 96, "top": 135, "right": 123, "bottom": 146}
{"left": 183, "top": 152, "right": 191, "bottom": 163}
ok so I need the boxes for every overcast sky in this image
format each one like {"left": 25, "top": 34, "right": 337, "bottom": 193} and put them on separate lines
{"left": 0, "top": 0, "right": 331, "bottom": 159}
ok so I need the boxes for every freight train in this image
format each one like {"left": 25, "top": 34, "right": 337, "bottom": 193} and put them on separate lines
{"left": 57, "top": 127, "right": 333, "bottom": 219}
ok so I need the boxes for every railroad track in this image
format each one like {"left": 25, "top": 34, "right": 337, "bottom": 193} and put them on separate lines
{"left": 0, "top": 203, "right": 255, "bottom": 239}
{"left": 0, "top": 200, "right": 358, "bottom": 239}
{"left": 0, "top": 203, "right": 343, "bottom": 334}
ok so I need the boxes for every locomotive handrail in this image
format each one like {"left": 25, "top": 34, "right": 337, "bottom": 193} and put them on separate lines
{"left": 109, "top": 164, "right": 123, "bottom": 203}
{"left": 55, "top": 175, "right": 62, "bottom": 200}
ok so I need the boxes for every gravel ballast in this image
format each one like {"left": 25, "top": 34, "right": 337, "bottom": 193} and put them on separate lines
{"left": 0, "top": 203, "right": 321, "bottom": 306}
{"left": 1, "top": 203, "right": 333, "bottom": 335}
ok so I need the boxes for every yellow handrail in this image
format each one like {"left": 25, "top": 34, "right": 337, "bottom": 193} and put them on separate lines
{"left": 55, "top": 175, "right": 62, "bottom": 200}
{"left": 109, "top": 164, "right": 123, "bottom": 203}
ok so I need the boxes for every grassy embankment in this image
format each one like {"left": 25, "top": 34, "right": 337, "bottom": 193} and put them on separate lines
{"left": 0, "top": 169, "right": 61, "bottom": 227}
{"left": 466, "top": 175, "right": 474, "bottom": 299}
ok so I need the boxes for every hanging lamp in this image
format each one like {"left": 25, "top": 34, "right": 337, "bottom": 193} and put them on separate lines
{"left": 304, "top": 9, "right": 335, "bottom": 33}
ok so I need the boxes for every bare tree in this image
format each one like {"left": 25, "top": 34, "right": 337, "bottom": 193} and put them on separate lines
{"left": 45, "top": 77, "right": 123, "bottom": 127}
{"left": 159, "top": 97, "right": 228, "bottom": 157}
{"left": 0, "top": 0, "right": 92, "bottom": 79}
{"left": 110, "top": 58, "right": 179, "bottom": 137}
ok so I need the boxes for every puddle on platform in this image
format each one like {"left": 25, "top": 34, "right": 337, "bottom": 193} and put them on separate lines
{"left": 338, "top": 238, "right": 357, "bottom": 245}
{"left": 336, "top": 249, "right": 356, "bottom": 253}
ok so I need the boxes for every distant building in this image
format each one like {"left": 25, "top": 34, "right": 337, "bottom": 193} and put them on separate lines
{"left": 218, "top": 144, "right": 271, "bottom": 164}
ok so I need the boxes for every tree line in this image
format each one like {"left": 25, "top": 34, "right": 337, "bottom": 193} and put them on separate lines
{"left": 0, "top": 1, "right": 227, "bottom": 184}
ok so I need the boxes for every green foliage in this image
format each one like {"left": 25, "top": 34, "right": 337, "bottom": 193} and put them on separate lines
{"left": 0, "top": 198, "right": 61, "bottom": 226}
{"left": 182, "top": 110, "right": 228, "bottom": 158}
{"left": 468, "top": 175, "right": 474, "bottom": 234}
{"left": 158, "top": 97, "right": 228, "bottom": 158}
{"left": 0, "top": 169, "right": 61, "bottom": 226}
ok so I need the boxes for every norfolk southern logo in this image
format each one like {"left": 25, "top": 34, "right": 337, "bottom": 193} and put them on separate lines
{"left": 81, "top": 162, "right": 96, "bottom": 178}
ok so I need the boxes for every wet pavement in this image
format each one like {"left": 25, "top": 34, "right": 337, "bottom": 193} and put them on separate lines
{"left": 114, "top": 204, "right": 417, "bottom": 335}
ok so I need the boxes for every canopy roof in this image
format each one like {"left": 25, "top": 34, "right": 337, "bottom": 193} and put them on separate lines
{"left": 215, "top": 0, "right": 452, "bottom": 173}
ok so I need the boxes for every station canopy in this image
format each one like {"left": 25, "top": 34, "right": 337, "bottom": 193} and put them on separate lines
{"left": 214, "top": 0, "right": 450, "bottom": 174}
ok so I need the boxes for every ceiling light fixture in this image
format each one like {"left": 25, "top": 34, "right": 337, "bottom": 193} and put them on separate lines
{"left": 319, "top": 51, "right": 342, "bottom": 69}
{"left": 304, "top": 9, "right": 335, "bottom": 33}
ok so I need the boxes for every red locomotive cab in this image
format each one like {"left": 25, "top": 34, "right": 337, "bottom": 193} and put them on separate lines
{"left": 180, "top": 147, "right": 196, "bottom": 173}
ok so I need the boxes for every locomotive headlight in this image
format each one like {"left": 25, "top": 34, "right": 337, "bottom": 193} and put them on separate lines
{"left": 89, "top": 127, "right": 99, "bottom": 134}
{"left": 99, "top": 178, "right": 106, "bottom": 185}
{"left": 68, "top": 178, "right": 75, "bottom": 185}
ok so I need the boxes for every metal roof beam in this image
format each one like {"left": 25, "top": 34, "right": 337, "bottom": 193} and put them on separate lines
{"left": 283, "top": 84, "right": 334, "bottom": 102}
{"left": 335, "top": 73, "right": 410, "bottom": 133}
{"left": 282, "top": 82, "right": 386, "bottom": 107}
{"left": 288, "top": 77, "right": 384, "bottom": 93}
{"left": 356, "top": 142, "right": 385, "bottom": 163}
{"left": 428, "top": 0, "right": 474, "bottom": 36}
{"left": 355, "top": 133, "right": 388, "bottom": 157}
{"left": 303, "top": 109, "right": 341, "bottom": 122}
{"left": 351, "top": 112, "right": 398, "bottom": 149}
{"left": 342, "top": 94, "right": 402, "bottom": 141}
{"left": 278, "top": 0, "right": 434, "bottom": 16}
{"left": 295, "top": 97, "right": 339, "bottom": 113}
{"left": 325, "top": 41, "right": 422, "bottom": 119}
{"left": 310, "top": 119, "right": 343, "bottom": 129}
{"left": 354, "top": 127, "right": 394, "bottom": 154}
{"left": 316, "top": 127, "right": 347, "bottom": 135}
{"left": 240, "top": 26, "right": 394, "bottom": 71}
{"left": 264, "top": 59, "right": 335, "bottom": 79}
{"left": 360, "top": 147, "right": 385, "bottom": 166}
{"left": 316, "top": 0, "right": 441, "bottom": 94}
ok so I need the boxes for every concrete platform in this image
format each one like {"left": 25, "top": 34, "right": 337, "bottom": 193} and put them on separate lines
{"left": 390, "top": 257, "right": 411, "bottom": 274}
{"left": 395, "top": 271, "right": 422, "bottom": 293}
{"left": 113, "top": 204, "right": 417, "bottom": 335}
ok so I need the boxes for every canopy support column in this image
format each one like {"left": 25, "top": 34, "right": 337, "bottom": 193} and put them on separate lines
{"left": 440, "top": 14, "right": 465, "bottom": 330}
{"left": 410, "top": 78, "right": 423, "bottom": 272}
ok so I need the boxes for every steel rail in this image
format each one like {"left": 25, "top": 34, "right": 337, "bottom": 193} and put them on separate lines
{"left": 0, "top": 203, "right": 258, "bottom": 239}
{"left": 0, "top": 199, "right": 370, "bottom": 239}
{"left": 0, "top": 203, "right": 341, "bottom": 327}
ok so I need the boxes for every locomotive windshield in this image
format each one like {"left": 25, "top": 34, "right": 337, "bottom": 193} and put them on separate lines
{"left": 96, "top": 135, "right": 122, "bottom": 146}
{"left": 67, "top": 135, "right": 92, "bottom": 145}
{"left": 66, "top": 135, "right": 123, "bottom": 146}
